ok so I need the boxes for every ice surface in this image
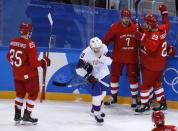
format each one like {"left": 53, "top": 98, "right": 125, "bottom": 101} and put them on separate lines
{"left": 0, "top": 99, "right": 177, "bottom": 131}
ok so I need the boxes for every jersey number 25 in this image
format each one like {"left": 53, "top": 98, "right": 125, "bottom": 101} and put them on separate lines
{"left": 9, "top": 49, "right": 22, "bottom": 67}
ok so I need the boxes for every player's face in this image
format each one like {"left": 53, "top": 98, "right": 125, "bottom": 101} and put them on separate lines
{"left": 143, "top": 22, "right": 152, "bottom": 32}
{"left": 122, "top": 17, "right": 131, "bottom": 26}
{"left": 154, "top": 121, "right": 164, "bottom": 127}
{"left": 93, "top": 47, "right": 100, "bottom": 54}
{"left": 21, "top": 31, "right": 32, "bottom": 39}
{"left": 27, "top": 31, "right": 32, "bottom": 38}
{"left": 91, "top": 46, "right": 102, "bottom": 57}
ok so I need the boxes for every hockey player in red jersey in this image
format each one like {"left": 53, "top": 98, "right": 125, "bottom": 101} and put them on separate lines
{"left": 103, "top": 8, "right": 139, "bottom": 108}
{"left": 151, "top": 111, "right": 177, "bottom": 131}
{"left": 7, "top": 23, "right": 51, "bottom": 124}
{"left": 134, "top": 4, "right": 176, "bottom": 113}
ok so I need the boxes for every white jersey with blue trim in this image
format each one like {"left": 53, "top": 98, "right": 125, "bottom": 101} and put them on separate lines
{"left": 76, "top": 44, "right": 112, "bottom": 80}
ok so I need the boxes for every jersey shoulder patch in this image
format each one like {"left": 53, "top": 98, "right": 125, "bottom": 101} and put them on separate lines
{"left": 80, "top": 52, "right": 85, "bottom": 58}
{"left": 80, "top": 47, "right": 92, "bottom": 60}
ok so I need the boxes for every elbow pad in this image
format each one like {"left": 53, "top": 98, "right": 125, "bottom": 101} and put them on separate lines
{"left": 76, "top": 59, "right": 93, "bottom": 74}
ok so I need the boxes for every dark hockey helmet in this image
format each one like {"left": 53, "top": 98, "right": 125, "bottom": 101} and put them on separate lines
{"left": 152, "top": 111, "right": 165, "bottom": 126}
{"left": 144, "top": 13, "right": 158, "bottom": 29}
{"left": 20, "top": 22, "right": 32, "bottom": 35}
{"left": 121, "top": 8, "right": 131, "bottom": 18}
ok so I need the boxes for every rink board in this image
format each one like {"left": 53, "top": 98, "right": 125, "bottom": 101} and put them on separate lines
{"left": 0, "top": 47, "right": 178, "bottom": 109}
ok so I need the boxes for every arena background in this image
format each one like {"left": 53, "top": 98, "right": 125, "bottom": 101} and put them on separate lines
{"left": 0, "top": 0, "right": 178, "bottom": 109}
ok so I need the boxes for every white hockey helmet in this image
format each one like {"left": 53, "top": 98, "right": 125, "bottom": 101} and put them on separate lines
{"left": 89, "top": 37, "right": 103, "bottom": 49}
{"left": 89, "top": 37, "right": 103, "bottom": 57}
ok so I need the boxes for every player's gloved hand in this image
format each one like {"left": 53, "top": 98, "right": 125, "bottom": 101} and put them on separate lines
{"left": 167, "top": 45, "right": 176, "bottom": 57}
{"left": 134, "top": 31, "right": 146, "bottom": 42}
{"left": 41, "top": 57, "right": 51, "bottom": 68}
{"left": 86, "top": 75, "right": 98, "bottom": 84}
{"left": 159, "top": 4, "right": 168, "bottom": 16}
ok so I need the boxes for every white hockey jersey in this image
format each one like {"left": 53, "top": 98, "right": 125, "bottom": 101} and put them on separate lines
{"left": 76, "top": 44, "right": 112, "bottom": 80}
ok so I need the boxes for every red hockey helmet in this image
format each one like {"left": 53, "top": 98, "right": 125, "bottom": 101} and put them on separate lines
{"left": 144, "top": 14, "right": 158, "bottom": 29}
{"left": 20, "top": 22, "right": 32, "bottom": 35}
{"left": 152, "top": 111, "right": 165, "bottom": 126}
{"left": 121, "top": 8, "right": 131, "bottom": 18}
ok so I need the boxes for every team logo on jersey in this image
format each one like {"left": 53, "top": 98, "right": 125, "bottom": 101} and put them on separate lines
{"left": 151, "top": 34, "right": 158, "bottom": 40}
{"left": 163, "top": 67, "right": 178, "bottom": 94}
{"left": 29, "top": 42, "right": 35, "bottom": 48}
{"left": 92, "top": 59, "right": 103, "bottom": 65}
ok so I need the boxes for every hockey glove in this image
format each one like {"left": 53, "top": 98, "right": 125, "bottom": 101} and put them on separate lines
{"left": 41, "top": 57, "right": 51, "bottom": 68}
{"left": 159, "top": 4, "right": 168, "bottom": 16}
{"left": 167, "top": 45, "right": 176, "bottom": 57}
{"left": 86, "top": 75, "right": 98, "bottom": 84}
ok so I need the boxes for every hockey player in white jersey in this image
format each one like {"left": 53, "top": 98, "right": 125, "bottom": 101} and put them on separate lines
{"left": 76, "top": 37, "right": 112, "bottom": 123}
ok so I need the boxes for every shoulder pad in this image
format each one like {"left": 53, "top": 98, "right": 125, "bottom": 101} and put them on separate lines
{"left": 29, "top": 42, "right": 36, "bottom": 48}
{"left": 111, "top": 22, "right": 119, "bottom": 28}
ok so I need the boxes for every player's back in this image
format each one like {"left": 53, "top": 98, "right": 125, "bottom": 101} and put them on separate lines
{"left": 9, "top": 37, "right": 29, "bottom": 65}
{"left": 7, "top": 37, "right": 38, "bottom": 80}
{"left": 152, "top": 125, "right": 177, "bottom": 131}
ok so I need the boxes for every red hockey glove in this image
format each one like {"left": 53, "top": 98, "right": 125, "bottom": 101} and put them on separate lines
{"left": 41, "top": 57, "right": 51, "bottom": 68}
{"left": 159, "top": 4, "right": 168, "bottom": 16}
{"left": 167, "top": 45, "right": 176, "bottom": 57}
{"left": 86, "top": 75, "right": 98, "bottom": 84}
{"left": 134, "top": 32, "right": 146, "bottom": 42}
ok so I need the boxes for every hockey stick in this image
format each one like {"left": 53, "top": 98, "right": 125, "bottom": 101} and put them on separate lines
{"left": 172, "top": 33, "right": 178, "bottom": 58}
{"left": 52, "top": 79, "right": 109, "bottom": 88}
{"left": 47, "top": 13, "right": 53, "bottom": 57}
{"left": 53, "top": 81, "right": 88, "bottom": 88}
{"left": 173, "top": 33, "right": 178, "bottom": 46}
{"left": 52, "top": 74, "right": 78, "bottom": 87}
{"left": 40, "top": 52, "right": 47, "bottom": 103}
{"left": 135, "top": 0, "right": 142, "bottom": 83}
{"left": 40, "top": 12, "right": 53, "bottom": 103}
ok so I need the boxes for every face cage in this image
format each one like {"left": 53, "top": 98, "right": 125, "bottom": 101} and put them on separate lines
{"left": 20, "top": 31, "right": 32, "bottom": 38}
{"left": 90, "top": 45, "right": 102, "bottom": 57}
{"left": 154, "top": 121, "right": 164, "bottom": 127}
{"left": 122, "top": 17, "right": 131, "bottom": 26}
{"left": 143, "top": 22, "right": 152, "bottom": 32}
{"left": 27, "top": 31, "right": 32, "bottom": 38}
{"left": 92, "top": 46, "right": 101, "bottom": 53}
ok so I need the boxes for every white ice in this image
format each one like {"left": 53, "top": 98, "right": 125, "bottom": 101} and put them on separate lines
{"left": 0, "top": 99, "right": 178, "bottom": 131}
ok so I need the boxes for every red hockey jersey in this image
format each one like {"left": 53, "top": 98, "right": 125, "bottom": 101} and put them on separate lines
{"left": 103, "top": 22, "right": 138, "bottom": 64}
{"left": 141, "top": 19, "right": 169, "bottom": 71}
{"left": 7, "top": 37, "right": 42, "bottom": 80}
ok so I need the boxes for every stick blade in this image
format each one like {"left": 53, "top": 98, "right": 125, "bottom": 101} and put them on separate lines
{"left": 52, "top": 81, "right": 68, "bottom": 87}
{"left": 48, "top": 13, "right": 53, "bottom": 25}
